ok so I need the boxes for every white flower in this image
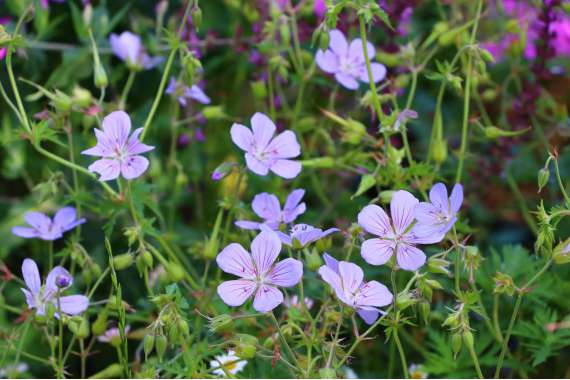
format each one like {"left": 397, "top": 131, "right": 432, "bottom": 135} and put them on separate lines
{"left": 409, "top": 364, "right": 428, "bottom": 379}
{"left": 209, "top": 350, "right": 247, "bottom": 377}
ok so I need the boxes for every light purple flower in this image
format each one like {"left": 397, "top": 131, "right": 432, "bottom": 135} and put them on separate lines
{"left": 109, "top": 31, "right": 163, "bottom": 70}
{"left": 358, "top": 190, "right": 444, "bottom": 271}
{"left": 235, "top": 189, "right": 306, "bottom": 231}
{"left": 216, "top": 231, "right": 303, "bottom": 313}
{"left": 230, "top": 112, "right": 302, "bottom": 179}
{"left": 414, "top": 183, "right": 463, "bottom": 236}
{"left": 12, "top": 207, "right": 85, "bottom": 241}
{"left": 275, "top": 223, "right": 339, "bottom": 248}
{"left": 283, "top": 295, "right": 314, "bottom": 310}
{"left": 319, "top": 253, "right": 392, "bottom": 324}
{"left": 97, "top": 325, "right": 130, "bottom": 345}
{"left": 82, "top": 111, "right": 154, "bottom": 181}
{"left": 315, "top": 29, "right": 387, "bottom": 90}
{"left": 21, "top": 258, "right": 89, "bottom": 317}
{"left": 165, "top": 77, "right": 211, "bottom": 106}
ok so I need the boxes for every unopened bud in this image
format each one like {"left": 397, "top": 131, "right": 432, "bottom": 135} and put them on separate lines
{"left": 155, "top": 334, "right": 168, "bottom": 360}
{"left": 191, "top": 6, "right": 202, "bottom": 30}
{"left": 538, "top": 167, "right": 550, "bottom": 193}
{"left": 319, "top": 31, "right": 330, "bottom": 51}
{"left": 432, "top": 139, "right": 448, "bottom": 164}
{"left": 92, "top": 309, "right": 109, "bottom": 336}
{"left": 209, "top": 314, "right": 234, "bottom": 333}
{"left": 305, "top": 250, "right": 322, "bottom": 271}
{"left": 202, "top": 106, "right": 226, "bottom": 120}
{"left": 211, "top": 162, "right": 236, "bottom": 182}
{"left": 143, "top": 334, "right": 155, "bottom": 358}
{"left": 166, "top": 263, "right": 185, "bottom": 282}
{"left": 451, "top": 333, "right": 462, "bottom": 357}
{"left": 462, "top": 330, "right": 474, "bottom": 350}
{"left": 113, "top": 253, "right": 134, "bottom": 271}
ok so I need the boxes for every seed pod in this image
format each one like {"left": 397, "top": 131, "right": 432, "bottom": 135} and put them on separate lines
{"left": 208, "top": 314, "right": 234, "bottom": 333}
{"left": 143, "top": 334, "right": 155, "bottom": 358}
{"left": 462, "top": 330, "right": 474, "bottom": 350}
{"left": 319, "top": 30, "right": 330, "bottom": 51}
{"left": 155, "top": 334, "right": 168, "bottom": 360}
{"left": 305, "top": 250, "right": 322, "bottom": 271}
{"left": 432, "top": 139, "right": 448, "bottom": 164}
{"left": 177, "top": 319, "right": 190, "bottom": 337}
{"left": 451, "top": 333, "right": 462, "bottom": 358}
{"left": 166, "top": 263, "right": 185, "bottom": 282}
{"left": 168, "top": 324, "right": 180, "bottom": 342}
{"left": 191, "top": 6, "right": 202, "bottom": 30}
{"left": 538, "top": 167, "right": 550, "bottom": 193}
{"left": 113, "top": 253, "right": 134, "bottom": 271}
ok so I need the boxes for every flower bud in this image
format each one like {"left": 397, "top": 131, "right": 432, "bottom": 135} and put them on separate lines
{"left": 462, "top": 330, "right": 474, "bottom": 350}
{"left": 168, "top": 324, "right": 180, "bottom": 342}
{"left": 553, "top": 239, "right": 570, "bottom": 265}
{"left": 191, "top": 6, "right": 202, "bottom": 30}
{"left": 209, "top": 314, "right": 234, "bottom": 333}
{"left": 319, "top": 368, "right": 336, "bottom": 378}
{"left": 166, "top": 263, "right": 185, "bottom": 282}
{"left": 396, "top": 292, "right": 416, "bottom": 310}
{"left": 250, "top": 80, "right": 267, "bottom": 100}
{"left": 432, "top": 139, "right": 448, "bottom": 164}
{"left": 427, "top": 257, "right": 451, "bottom": 276}
{"left": 211, "top": 162, "right": 236, "bottom": 182}
{"left": 305, "top": 250, "right": 322, "bottom": 271}
{"left": 234, "top": 334, "right": 258, "bottom": 359}
{"left": 55, "top": 274, "right": 72, "bottom": 288}
{"left": 177, "top": 319, "right": 190, "bottom": 337}
{"left": 52, "top": 90, "right": 73, "bottom": 113}
{"left": 538, "top": 167, "right": 550, "bottom": 193}
{"left": 92, "top": 309, "right": 109, "bottom": 336}
{"left": 493, "top": 272, "right": 515, "bottom": 296}
{"left": 155, "top": 334, "right": 168, "bottom": 360}
{"left": 319, "top": 30, "right": 330, "bottom": 51}
{"left": 113, "top": 253, "right": 134, "bottom": 271}
{"left": 451, "top": 333, "right": 462, "bottom": 358}
{"left": 419, "top": 301, "right": 430, "bottom": 325}
{"left": 202, "top": 106, "right": 226, "bottom": 120}
{"left": 72, "top": 86, "right": 93, "bottom": 108}
{"left": 94, "top": 64, "right": 108, "bottom": 89}
{"left": 83, "top": 3, "right": 93, "bottom": 26}
{"left": 143, "top": 334, "right": 155, "bottom": 358}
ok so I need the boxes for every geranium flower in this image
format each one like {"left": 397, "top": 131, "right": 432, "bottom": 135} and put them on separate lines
{"left": 283, "top": 295, "right": 314, "bottom": 310}
{"left": 21, "top": 259, "right": 89, "bottom": 317}
{"left": 235, "top": 189, "right": 306, "bottom": 230}
{"left": 315, "top": 29, "right": 386, "bottom": 90}
{"left": 414, "top": 183, "right": 463, "bottom": 236}
{"left": 216, "top": 231, "right": 303, "bottom": 313}
{"left": 358, "top": 190, "right": 444, "bottom": 271}
{"left": 82, "top": 111, "right": 154, "bottom": 181}
{"left": 275, "top": 223, "right": 339, "bottom": 248}
{"left": 319, "top": 253, "right": 393, "bottom": 324}
{"left": 165, "top": 77, "right": 211, "bottom": 106}
{"left": 97, "top": 326, "right": 130, "bottom": 347}
{"left": 209, "top": 350, "right": 247, "bottom": 377}
{"left": 230, "top": 112, "right": 301, "bottom": 179}
{"left": 12, "top": 207, "right": 85, "bottom": 241}
{"left": 109, "top": 31, "right": 163, "bottom": 70}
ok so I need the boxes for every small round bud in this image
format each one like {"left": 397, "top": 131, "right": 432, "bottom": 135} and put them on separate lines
{"left": 55, "top": 274, "right": 72, "bottom": 288}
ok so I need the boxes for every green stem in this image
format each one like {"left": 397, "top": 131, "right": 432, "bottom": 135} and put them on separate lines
{"left": 393, "top": 329, "right": 409, "bottom": 379}
{"left": 119, "top": 70, "right": 136, "bottom": 110}
{"left": 467, "top": 338, "right": 484, "bottom": 379}
{"left": 140, "top": 0, "right": 194, "bottom": 141}
{"left": 269, "top": 312, "right": 300, "bottom": 369}
{"left": 326, "top": 306, "right": 343, "bottom": 368}
{"left": 48, "top": 241, "right": 54, "bottom": 270}
{"left": 553, "top": 158, "right": 570, "bottom": 206}
{"left": 57, "top": 291, "right": 64, "bottom": 379}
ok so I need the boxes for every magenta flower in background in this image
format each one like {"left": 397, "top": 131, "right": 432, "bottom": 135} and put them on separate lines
{"left": 12, "top": 207, "right": 85, "bottom": 241}
{"left": 230, "top": 112, "right": 302, "bottom": 179}
{"left": 82, "top": 111, "right": 154, "bottom": 181}
{"left": 314, "top": 0, "right": 327, "bottom": 19}
{"left": 551, "top": 16, "right": 570, "bottom": 56}
{"left": 165, "top": 77, "right": 211, "bottom": 106}
{"left": 21, "top": 259, "right": 89, "bottom": 317}
{"left": 414, "top": 183, "right": 463, "bottom": 236}
{"left": 275, "top": 223, "right": 339, "bottom": 248}
{"left": 109, "top": 31, "right": 163, "bottom": 70}
{"left": 235, "top": 189, "right": 306, "bottom": 231}
{"left": 315, "top": 29, "right": 387, "bottom": 90}
{"left": 319, "top": 253, "right": 393, "bottom": 324}
{"left": 216, "top": 231, "right": 303, "bottom": 313}
{"left": 40, "top": 0, "right": 65, "bottom": 9}
{"left": 358, "top": 190, "right": 444, "bottom": 271}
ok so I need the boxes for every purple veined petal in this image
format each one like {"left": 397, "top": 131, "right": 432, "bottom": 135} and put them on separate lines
{"left": 12, "top": 227, "right": 40, "bottom": 238}
{"left": 21, "top": 288, "right": 35, "bottom": 309}
{"left": 361, "top": 238, "right": 395, "bottom": 266}
{"left": 265, "top": 130, "right": 301, "bottom": 159}
{"left": 81, "top": 144, "right": 107, "bottom": 157}
{"left": 358, "top": 205, "right": 392, "bottom": 237}
{"left": 318, "top": 265, "right": 343, "bottom": 297}
{"left": 251, "top": 231, "right": 282, "bottom": 276}
{"left": 245, "top": 153, "right": 270, "bottom": 176}
{"left": 251, "top": 112, "right": 276, "bottom": 150}
{"left": 217, "top": 279, "right": 256, "bottom": 307}
{"left": 127, "top": 128, "right": 155, "bottom": 155}
{"left": 266, "top": 258, "right": 303, "bottom": 287}
{"left": 121, "top": 155, "right": 150, "bottom": 180}
{"left": 24, "top": 212, "right": 51, "bottom": 232}
{"left": 338, "top": 262, "right": 364, "bottom": 294}
{"left": 413, "top": 202, "right": 439, "bottom": 226}
{"left": 57, "top": 295, "right": 89, "bottom": 316}
{"left": 356, "top": 308, "right": 380, "bottom": 325}
{"left": 269, "top": 159, "right": 302, "bottom": 179}
{"left": 230, "top": 123, "right": 254, "bottom": 152}
{"left": 356, "top": 280, "right": 393, "bottom": 308}
{"left": 252, "top": 193, "right": 281, "bottom": 221}
{"left": 216, "top": 243, "right": 256, "bottom": 279}
{"left": 81, "top": 128, "right": 114, "bottom": 157}
{"left": 315, "top": 49, "right": 339, "bottom": 73}
{"left": 88, "top": 159, "right": 121, "bottom": 181}
{"left": 22, "top": 258, "right": 41, "bottom": 295}
{"left": 328, "top": 29, "right": 348, "bottom": 56}
{"left": 234, "top": 220, "right": 262, "bottom": 230}
{"left": 188, "top": 85, "right": 211, "bottom": 104}
{"left": 322, "top": 253, "right": 339, "bottom": 273}
{"left": 409, "top": 223, "right": 446, "bottom": 244}
{"left": 284, "top": 189, "right": 305, "bottom": 213}
{"left": 334, "top": 72, "right": 359, "bottom": 90}
{"left": 274, "top": 230, "right": 292, "bottom": 246}
{"left": 429, "top": 183, "right": 449, "bottom": 211}
{"left": 52, "top": 207, "right": 77, "bottom": 230}
{"left": 348, "top": 38, "right": 375, "bottom": 63}
{"left": 46, "top": 266, "right": 73, "bottom": 294}
{"left": 396, "top": 244, "right": 426, "bottom": 271}
{"left": 450, "top": 183, "right": 464, "bottom": 214}
{"left": 390, "top": 190, "right": 419, "bottom": 235}
{"left": 358, "top": 62, "right": 387, "bottom": 83}
{"left": 101, "top": 111, "right": 132, "bottom": 148}
{"left": 252, "top": 284, "right": 284, "bottom": 313}
{"left": 165, "top": 77, "right": 177, "bottom": 95}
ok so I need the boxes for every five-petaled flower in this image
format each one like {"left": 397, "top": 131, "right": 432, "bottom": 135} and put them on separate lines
{"left": 82, "top": 111, "right": 154, "bottom": 181}
{"left": 319, "top": 253, "right": 393, "bottom": 324}
{"left": 216, "top": 231, "right": 303, "bottom": 313}
{"left": 235, "top": 189, "right": 306, "bottom": 231}
{"left": 109, "top": 31, "right": 163, "bottom": 70}
{"left": 97, "top": 325, "right": 131, "bottom": 347}
{"left": 358, "top": 190, "right": 444, "bottom": 271}
{"left": 275, "top": 223, "right": 339, "bottom": 248}
{"left": 209, "top": 350, "right": 247, "bottom": 377}
{"left": 21, "top": 258, "right": 89, "bottom": 317}
{"left": 414, "top": 183, "right": 463, "bottom": 236}
{"left": 12, "top": 207, "right": 85, "bottom": 241}
{"left": 165, "top": 77, "right": 211, "bottom": 106}
{"left": 316, "top": 29, "right": 387, "bottom": 90}
{"left": 230, "top": 112, "right": 302, "bottom": 179}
